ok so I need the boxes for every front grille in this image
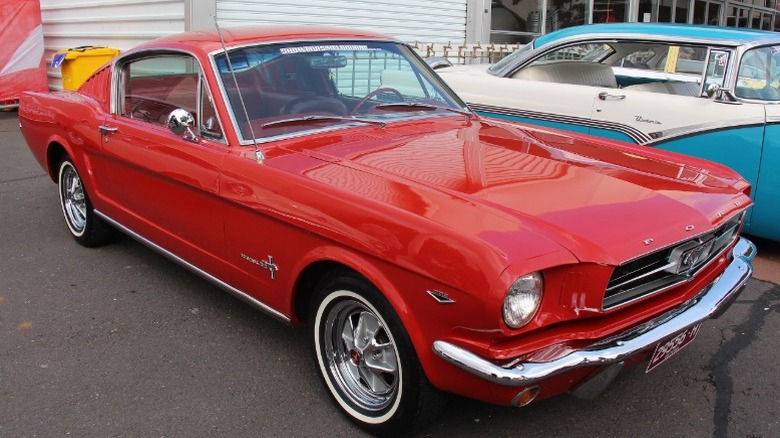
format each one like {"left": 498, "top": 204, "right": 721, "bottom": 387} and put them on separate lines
{"left": 603, "top": 213, "right": 743, "bottom": 309}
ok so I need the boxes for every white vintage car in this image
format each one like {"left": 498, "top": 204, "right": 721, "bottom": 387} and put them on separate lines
{"left": 437, "top": 23, "right": 780, "bottom": 241}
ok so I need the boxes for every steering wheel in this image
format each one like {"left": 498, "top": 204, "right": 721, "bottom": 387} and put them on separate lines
{"left": 351, "top": 87, "right": 404, "bottom": 115}
{"left": 130, "top": 100, "right": 154, "bottom": 122}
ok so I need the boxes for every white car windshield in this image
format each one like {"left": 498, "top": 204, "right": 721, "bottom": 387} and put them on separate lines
{"left": 213, "top": 41, "right": 466, "bottom": 141}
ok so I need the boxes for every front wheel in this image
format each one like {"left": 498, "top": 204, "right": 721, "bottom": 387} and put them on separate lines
{"left": 311, "top": 273, "right": 442, "bottom": 436}
{"left": 58, "top": 158, "right": 113, "bottom": 247}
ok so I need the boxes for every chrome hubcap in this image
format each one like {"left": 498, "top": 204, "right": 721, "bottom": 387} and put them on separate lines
{"left": 324, "top": 299, "right": 399, "bottom": 412}
{"left": 60, "top": 164, "right": 87, "bottom": 233}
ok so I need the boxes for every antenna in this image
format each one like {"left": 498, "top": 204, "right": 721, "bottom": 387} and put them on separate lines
{"left": 214, "top": 17, "right": 264, "bottom": 162}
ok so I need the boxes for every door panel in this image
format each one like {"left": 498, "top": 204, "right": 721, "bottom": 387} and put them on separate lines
{"left": 750, "top": 105, "right": 780, "bottom": 239}
{"left": 100, "top": 117, "right": 228, "bottom": 268}
{"left": 443, "top": 72, "right": 598, "bottom": 133}
{"left": 591, "top": 89, "right": 764, "bottom": 184}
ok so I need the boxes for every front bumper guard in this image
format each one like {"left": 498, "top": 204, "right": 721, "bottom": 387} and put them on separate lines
{"left": 433, "top": 237, "right": 756, "bottom": 387}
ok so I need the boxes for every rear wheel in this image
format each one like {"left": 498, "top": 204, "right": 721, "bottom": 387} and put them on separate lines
{"left": 57, "top": 158, "right": 113, "bottom": 247}
{"left": 311, "top": 273, "right": 442, "bottom": 436}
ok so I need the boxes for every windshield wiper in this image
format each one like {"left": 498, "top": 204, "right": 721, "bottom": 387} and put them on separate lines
{"left": 374, "top": 102, "right": 473, "bottom": 119}
{"left": 260, "top": 115, "right": 386, "bottom": 129}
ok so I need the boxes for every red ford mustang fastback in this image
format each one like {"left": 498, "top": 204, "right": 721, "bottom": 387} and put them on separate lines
{"left": 19, "top": 26, "right": 756, "bottom": 436}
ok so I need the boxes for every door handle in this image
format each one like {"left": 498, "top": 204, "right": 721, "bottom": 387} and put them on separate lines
{"left": 598, "top": 91, "right": 626, "bottom": 101}
{"left": 98, "top": 125, "right": 118, "bottom": 134}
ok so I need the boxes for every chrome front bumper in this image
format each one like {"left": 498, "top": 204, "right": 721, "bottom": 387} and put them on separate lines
{"left": 433, "top": 237, "right": 756, "bottom": 387}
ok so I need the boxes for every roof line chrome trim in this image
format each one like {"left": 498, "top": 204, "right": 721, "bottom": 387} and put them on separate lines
{"left": 432, "top": 238, "right": 755, "bottom": 387}
{"left": 495, "top": 33, "right": 756, "bottom": 77}
{"left": 94, "top": 210, "right": 292, "bottom": 325}
{"left": 205, "top": 36, "right": 401, "bottom": 58}
{"left": 494, "top": 33, "right": 743, "bottom": 77}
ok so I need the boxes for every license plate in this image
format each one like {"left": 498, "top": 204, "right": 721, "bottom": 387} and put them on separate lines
{"left": 646, "top": 323, "right": 701, "bottom": 373}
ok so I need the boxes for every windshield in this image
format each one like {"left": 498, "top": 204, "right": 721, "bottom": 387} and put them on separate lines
{"left": 213, "top": 41, "right": 465, "bottom": 141}
{"left": 735, "top": 45, "right": 780, "bottom": 101}
{"left": 489, "top": 42, "right": 533, "bottom": 74}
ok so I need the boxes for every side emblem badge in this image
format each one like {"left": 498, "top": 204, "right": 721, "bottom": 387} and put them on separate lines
{"left": 685, "top": 225, "right": 695, "bottom": 232}
{"left": 427, "top": 290, "right": 455, "bottom": 304}
{"left": 241, "top": 253, "right": 279, "bottom": 280}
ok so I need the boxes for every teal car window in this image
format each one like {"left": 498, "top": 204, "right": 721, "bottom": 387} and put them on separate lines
{"left": 735, "top": 45, "right": 780, "bottom": 101}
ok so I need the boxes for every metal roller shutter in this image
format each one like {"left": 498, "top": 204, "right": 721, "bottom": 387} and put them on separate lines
{"left": 216, "top": 0, "right": 468, "bottom": 44}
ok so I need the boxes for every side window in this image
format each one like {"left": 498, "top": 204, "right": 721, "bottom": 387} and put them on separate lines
{"left": 656, "top": 46, "right": 707, "bottom": 75}
{"left": 120, "top": 54, "right": 223, "bottom": 138}
{"left": 534, "top": 43, "right": 614, "bottom": 64}
{"left": 514, "top": 43, "right": 618, "bottom": 88}
{"left": 704, "top": 49, "right": 729, "bottom": 90}
{"left": 735, "top": 46, "right": 780, "bottom": 101}
{"left": 617, "top": 48, "right": 657, "bottom": 69}
{"left": 199, "top": 78, "right": 223, "bottom": 140}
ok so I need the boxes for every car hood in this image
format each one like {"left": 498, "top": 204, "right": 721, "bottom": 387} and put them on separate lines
{"left": 279, "top": 118, "right": 750, "bottom": 266}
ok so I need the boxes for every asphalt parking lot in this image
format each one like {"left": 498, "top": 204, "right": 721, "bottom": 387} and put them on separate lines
{"left": 1, "top": 110, "right": 778, "bottom": 437}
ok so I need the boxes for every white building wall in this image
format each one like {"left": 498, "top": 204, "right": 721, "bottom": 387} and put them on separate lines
{"left": 40, "top": 0, "right": 186, "bottom": 89}
{"left": 38, "top": 0, "right": 476, "bottom": 89}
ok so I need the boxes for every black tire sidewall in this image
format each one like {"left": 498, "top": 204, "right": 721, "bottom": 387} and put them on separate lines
{"left": 57, "top": 158, "right": 111, "bottom": 247}
{"left": 311, "top": 273, "right": 425, "bottom": 436}
{"left": 58, "top": 159, "right": 89, "bottom": 239}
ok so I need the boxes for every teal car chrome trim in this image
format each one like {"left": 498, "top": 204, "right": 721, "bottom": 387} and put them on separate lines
{"left": 433, "top": 238, "right": 755, "bottom": 387}
{"left": 647, "top": 117, "right": 766, "bottom": 143}
{"left": 471, "top": 103, "right": 766, "bottom": 146}
{"left": 469, "top": 103, "right": 652, "bottom": 144}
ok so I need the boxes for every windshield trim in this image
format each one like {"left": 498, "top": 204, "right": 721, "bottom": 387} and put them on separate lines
{"left": 233, "top": 112, "right": 469, "bottom": 146}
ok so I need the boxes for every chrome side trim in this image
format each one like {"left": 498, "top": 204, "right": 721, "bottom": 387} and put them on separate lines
{"left": 432, "top": 237, "right": 754, "bottom": 387}
{"left": 647, "top": 117, "right": 765, "bottom": 143}
{"left": 95, "top": 210, "right": 291, "bottom": 325}
{"left": 469, "top": 102, "right": 652, "bottom": 144}
{"left": 471, "top": 102, "right": 766, "bottom": 147}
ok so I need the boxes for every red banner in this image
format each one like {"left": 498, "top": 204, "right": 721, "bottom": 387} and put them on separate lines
{"left": 0, "top": 0, "right": 48, "bottom": 106}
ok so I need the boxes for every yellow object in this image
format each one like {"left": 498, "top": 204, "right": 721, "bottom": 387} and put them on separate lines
{"left": 664, "top": 46, "right": 680, "bottom": 74}
{"left": 56, "top": 46, "right": 120, "bottom": 90}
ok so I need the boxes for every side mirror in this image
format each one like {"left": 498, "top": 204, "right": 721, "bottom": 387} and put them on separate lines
{"left": 706, "top": 83, "right": 720, "bottom": 99}
{"left": 167, "top": 109, "right": 199, "bottom": 142}
{"left": 426, "top": 57, "right": 453, "bottom": 70}
{"left": 705, "top": 83, "right": 740, "bottom": 104}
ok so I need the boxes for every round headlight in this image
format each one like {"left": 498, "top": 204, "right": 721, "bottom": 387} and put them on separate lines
{"left": 502, "top": 272, "right": 543, "bottom": 329}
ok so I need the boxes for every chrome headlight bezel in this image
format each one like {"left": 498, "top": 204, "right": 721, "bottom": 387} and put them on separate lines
{"left": 502, "top": 272, "right": 543, "bottom": 329}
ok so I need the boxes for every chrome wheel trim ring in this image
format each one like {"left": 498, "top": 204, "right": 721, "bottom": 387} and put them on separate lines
{"left": 315, "top": 290, "right": 402, "bottom": 424}
{"left": 58, "top": 161, "right": 87, "bottom": 237}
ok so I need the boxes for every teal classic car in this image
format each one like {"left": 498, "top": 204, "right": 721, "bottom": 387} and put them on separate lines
{"left": 438, "top": 23, "right": 780, "bottom": 241}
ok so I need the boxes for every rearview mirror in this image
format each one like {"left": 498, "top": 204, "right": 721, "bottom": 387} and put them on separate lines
{"left": 309, "top": 55, "right": 348, "bottom": 69}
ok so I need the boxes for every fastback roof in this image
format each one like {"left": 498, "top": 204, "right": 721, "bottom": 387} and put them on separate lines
{"left": 139, "top": 25, "right": 396, "bottom": 55}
